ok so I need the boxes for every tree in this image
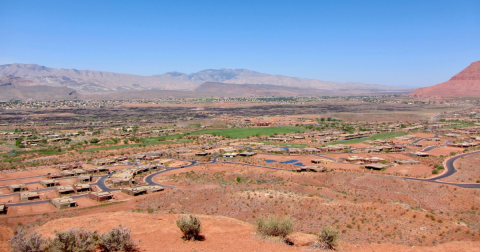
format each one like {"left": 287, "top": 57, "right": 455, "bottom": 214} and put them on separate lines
{"left": 15, "top": 137, "right": 24, "bottom": 148}
{"left": 90, "top": 138, "right": 100, "bottom": 144}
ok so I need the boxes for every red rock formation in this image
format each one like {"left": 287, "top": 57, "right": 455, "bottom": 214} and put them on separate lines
{"left": 411, "top": 61, "right": 480, "bottom": 97}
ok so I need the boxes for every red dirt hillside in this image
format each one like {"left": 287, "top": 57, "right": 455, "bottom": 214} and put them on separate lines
{"left": 411, "top": 61, "right": 480, "bottom": 97}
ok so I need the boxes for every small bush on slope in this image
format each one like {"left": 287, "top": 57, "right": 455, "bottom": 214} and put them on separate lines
{"left": 9, "top": 228, "right": 44, "bottom": 252}
{"left": 176, "top": 215, "right": 202, "bottom": 240}
{"left": 318, "top": 226, "right": 340, "bottom": 250}
{"left": 255, "top": 215, "right": 293, "bottom": 237}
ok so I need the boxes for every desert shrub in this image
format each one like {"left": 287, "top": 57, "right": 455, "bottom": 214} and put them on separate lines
{"left": 176, "top": 215, "right": 202, "bottom": 240}
{"left": 255, "top": 215, "right": 293, "bottom": 237}
{"left": 43, "top": 228, "right": 98, "bottom": 252}
{"left": 432, "top": 169, "right": 439, "bottom": 175}
{"left": 318, "top": 226, "right": 340, "bottom": 250}
{"left": 97, "top": 225, "right": 139, "bottom": 252}
{"left": 9, "top": 228, "right": 45, "bottom": 252}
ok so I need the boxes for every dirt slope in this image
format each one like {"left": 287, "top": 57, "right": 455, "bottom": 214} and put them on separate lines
{"left": 411, "top": 61, "right": 480, "bottom": 97}
{"left": 29, "top": 211, "right": 480, "bottom": 252}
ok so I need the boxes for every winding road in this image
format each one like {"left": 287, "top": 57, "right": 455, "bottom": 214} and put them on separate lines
{"left": 4, "top": 146, "right": 480, "bottom": 208}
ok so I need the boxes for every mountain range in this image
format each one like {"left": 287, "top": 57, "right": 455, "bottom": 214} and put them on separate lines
{"left": 0, "top": 63, "right": 410, "bottom": 98}
{"left": 411, "top": 61, "right": 480, "bottom": 97}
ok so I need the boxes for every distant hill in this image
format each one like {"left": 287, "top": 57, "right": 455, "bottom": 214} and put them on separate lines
{"left": 411, "top": 61, "right": 480, "bottom": 97}
{"left": 0, "top": 76, "right": 79, "bottom": 101}
{"left": 195, "top": 82, "right": 328, "bottom": 97}
{"left": 0, "top": 63, "right": 411, "bottom": 96}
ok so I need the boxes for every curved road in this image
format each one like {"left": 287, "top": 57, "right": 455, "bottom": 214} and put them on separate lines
{"left": 5, "top": 148, "right": 480, "bottom": 208}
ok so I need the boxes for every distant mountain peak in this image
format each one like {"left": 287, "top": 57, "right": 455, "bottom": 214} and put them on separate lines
{"left": 0, "top": 63, "right": 409, "bottom": 95}
{"left": 411, "top": 61, "right": 480, "bottom": 97}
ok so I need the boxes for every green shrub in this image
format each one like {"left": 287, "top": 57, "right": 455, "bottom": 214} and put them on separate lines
{"left": 255, "top": 215, "right": 293, "bottom": 237}
{"left": 43, "top": 228, "right": 98, "bottom": 252}
{"left": 97, "top": 225, "right": 139, "bottom": 252}
{"left": 432, "top": 169, "right": 439, "bottom": 175}
{"left": 176, "top": 215, "right": 202, "bottom": 240}
{"left": 9, "top": 228, "right": 44, "bottom": 252}
{"left": 318, "top": 226, "right": 340, "bottom": 250}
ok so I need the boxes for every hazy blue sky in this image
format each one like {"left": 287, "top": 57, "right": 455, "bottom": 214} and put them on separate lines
{"left": 0, "top": 0, "right": 479, "bottom": 87}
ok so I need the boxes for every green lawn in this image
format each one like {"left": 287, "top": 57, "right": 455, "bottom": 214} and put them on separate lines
{"left": 259, "top": 141, "right": 308, "bottom": 148}
{"left": 443, "top": 123, "right": 477, "bottom": 129}
{"left": 78, "top": 139, "right": 191, "bottom": 153}
{"left": 190, "top": 127, "right": 306, "bottom": 139}
{"left": 327, "top": 132, "right": 408, "bottom": 145}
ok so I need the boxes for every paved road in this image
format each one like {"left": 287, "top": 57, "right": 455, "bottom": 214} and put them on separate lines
{"left": 143, "top": 161, "right": 198, "bottom": 188}
{"left": 412, "top": 138, "right": 426, "bottom": 144}
{"left": 421, "top": 145, "right": 445, "bottom": 152}
{"left": 6, "top": 148, "right": 480, "bottom": 208}
{"left": 403, "top": 150, "right": 480, "bottom": 189}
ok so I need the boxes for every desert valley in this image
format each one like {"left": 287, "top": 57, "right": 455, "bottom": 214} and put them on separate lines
{"left": 0, "top": 60, "right": 480, "bottom": 251}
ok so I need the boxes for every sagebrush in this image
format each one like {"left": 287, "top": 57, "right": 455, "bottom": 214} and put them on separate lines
{"left": 255, "top": 215, "right": 293, "bottom": 237}
{"left": 176, "top": 215, "right": 202, "bottom": 240}
{"left": 9, "top": 225, "right": 138, "bottom": 252}
{"left": 318, "top": 225, "right": 340, "bottom": 250}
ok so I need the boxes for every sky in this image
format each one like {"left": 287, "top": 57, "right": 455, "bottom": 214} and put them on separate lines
{"left": 0, "top": 0, "right": 479, "bottom": 87}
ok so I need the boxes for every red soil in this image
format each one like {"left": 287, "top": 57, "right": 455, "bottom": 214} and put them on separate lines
{"left": 426, "top": 147, "right": 464, "bottom": 157}
{"left": 411, "top": 61, "right": 480, "bottom": 97}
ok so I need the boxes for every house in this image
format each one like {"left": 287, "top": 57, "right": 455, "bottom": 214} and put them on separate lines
{"left": 60, "top": 170, "right": 75, "bottom": 177}
{"left": 311, "top": 158, "right": 335, "bottom": 164}
{"left": 295, "top": 166, "right": 325, "bottom": 172}
{"left": 121, "top": 185, "right": 164, "bottom": 196}
{"left": 8, "top": 184, "right": 27, "bottom": 193}
{"left": 40, "top": 179, "right": 60, "bottom": 188}
{"left": 48, "top": 173, "right": 63, "bottom": 179}
{"left": 239, "top": 151, "right": 257, "bottom": 157}
{"left": 56, "top": 185, "right": 75, "bottom": 195}
{"left": 121, "top": 187, "right": 147, "bottom": 196}
{"left": 364, "top": 164, "right": 390, "bottom": 170}
{"left": 395, "top": 159, "right": 420, "bottom": 165}
{"left": 50, "top": 197, "right": 77, "bottom": 209}
{"left": 223, "top": 152, "right": 238, "bottom": 158}
{"left": 268, "top": 147, "right": 286, "bottom": 153}
{"left": 288, "top": 148, "right": 302, "bottom": 154}
{"left": 255, "top": 122, "right": 271, "bottom": 126}
{"left": 20, "top": 191, "right": 40, "bottom": 201}
{"left": 88, "top": 191, "right": 113, "bottom": 202}
{"left": 72, "top": 169, "right": 86, "bottom": 175}
{"left": 73, "top": 184, "right": 91, "bottom": 193}
{"left": 303, "top": 148, "right": 320, "bottom": 153}
{"left": 0, "top": 203, "right": 6, "bottom": 214}
{"left": 77, "top": 175, "right": 93, "bottom": 183}
{"left": 413, "top": 152, "right": 430, "bottom": 157}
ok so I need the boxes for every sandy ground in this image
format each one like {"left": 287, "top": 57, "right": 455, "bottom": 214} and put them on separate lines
{"left": 58, "top": 178, "right": 78, "bottom": 186}
{"left": 426, "top": 147, "right": 465, "bottom": 156}
{"left": 0, "top": 188, "right": 11, "bottom": 195}
{"left": 0, "top": 177, "right": 46, "bottom": 186}
{"left": 28, "top": 211, "right": 480, "bottom": 252}
{"left": 0, "top": 167, "right": 58, "bottom": 180}
{"left": 388, "top": 164, "right": 432, "bottom": 176}
{"left": 323, "top": 153, "right": 412, "bottom": 161}
{"left": 75, "top": 197, "right": 100, "bottom": 208}
{"left": 26, "top": 183, "right": 44, "bottom": 190}
{"left": 413, "top": 133, "right": 435, "bottom": 138}
{"left": 6, "top": 203, "right": 57, "bottom": 216}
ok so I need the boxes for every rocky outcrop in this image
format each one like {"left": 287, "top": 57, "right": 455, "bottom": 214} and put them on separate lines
{"left": 411, "top": 61, "right": 480, "bottom": 97}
